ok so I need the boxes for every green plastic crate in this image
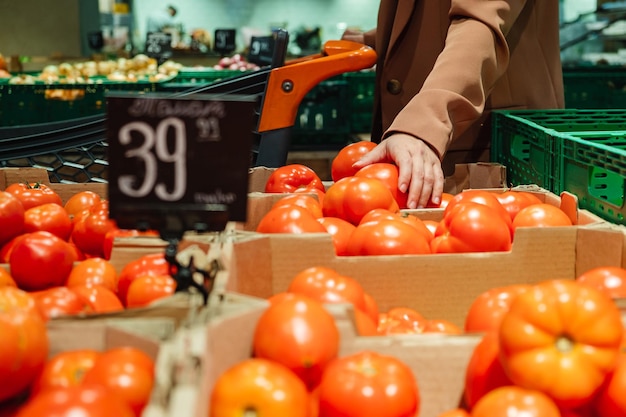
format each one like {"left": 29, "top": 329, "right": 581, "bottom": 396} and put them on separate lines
{"left": 344, "top": 70, "right": 375, "bottom": 133}
{"left": 556, "top": 131, "right": 626, "bottom": 224}
{"left": 156, "top": 69, "right": 248, "bottom": 92}
{"left": 0, "top": 78, "right": 162, "bottom": 127}
{"left": 563, "top": 65, "right": 626, "bottom": 109}
{"left": 492, "top": 109, "right": 626, "bottom": 190}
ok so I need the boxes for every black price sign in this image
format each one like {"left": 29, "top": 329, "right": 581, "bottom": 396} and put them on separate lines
{"left": 145, "top": 32, "right": 173, "bottom": 62}
{"left": 214, "top": 29, "right": 237, "bottom": 55}
{"left": 248, "top": 35, "right": 275, "bottom": 66}
{"left": 106, "top": 93, "right": 257, "bottom": 235}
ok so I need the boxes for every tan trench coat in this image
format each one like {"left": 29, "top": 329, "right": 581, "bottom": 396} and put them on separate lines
{"left": 363, "top": 0, "right": 564, "bottom": 173}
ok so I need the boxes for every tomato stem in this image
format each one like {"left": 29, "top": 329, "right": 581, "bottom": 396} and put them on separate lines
{"left": 555, "top": 335, "right": 574, "bottom": 353}
{"left": 244, "top": 408, "right": 258, "bottom": 417}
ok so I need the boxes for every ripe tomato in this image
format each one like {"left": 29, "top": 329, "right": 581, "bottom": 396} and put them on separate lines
{"left": 271, "top": 193, "right": 324, "bottom": 218}
{"left": 317, "top": 216, "right": 356, "bottom": 256}
{"left": 253, "top": 293, "right": 340, "bottom": 390}
{"left": 0, "top": 286, "right": 49, "bottom": 402}
{"left": 377, "top": 307, "right": 427, "bottom": 335}
{"left": 444, "top": 190, "right": 512, "bottom": 230}
{"left": 82, "top": 347, "right": 155, "bottom": 417}
{"left": 71, "top": 200, "right": 118, "bottom": 259}
{"left": 322, "top": 176, "right": 399, "bottom": 225}
{"left": 425, "top": 192, "right": 454, "bottom": 209}
{"left": 463, "top": 331, "right": 512, "bottom": 409}
{"left": 125, "top": 274, "right": 176, "bottom": 308}
{"left": 9, "top": 231, "right": 77, "bottom": 291}
{"left": 264, "top": 164, "right": 325, "bottom": 193}
{"left": 594, "top": 353, "right": 626, "bottom": 417}
{"left": 345, "top": 218, "right": 431, "bottom": 256}
{"left": 31, "top": 349, "right": 102, "bottom": 396}
{"left": 331, "top": 140, "right": 377, "bottom": 182}
{"left": 32, "top": 286, "right": 92, "bottom": 320}
{"left": 355, "top": 162, "right": 408, "bottom": 209}
{"left": 70, "top": 284, "right": 124, "bottom": 313}
{"left": 499, "top": 279, "right": 624, "bottom": 408}
{"left": 63, "top": 190, "right": 102, "bottom": 219}
{"left": 294, "top": 186, "right": 325, "bottom": 207}
{"left": 471, "top": 386, "right": 561, "bottom": 417}
{"left": 433, "top": 202, "right": 512, "bottom": 253}
{"left": 15, "top": 385, "right": 135, "bottom": 417}
{"left": 359, "top": 208, "right": 433, "bottom": 242}
{"left": 464, "top": 284, "right": 531, "bottom": 333}
{"left": 0, "top": 191, "right": 24, "bottom": 247}
{"left": 495, "top": 190, "right": 542, "bottom": 222}
{"left": 23, "top": 203, "right": 73, "bottom": 241}
{"left": 362, "top": 292, "right": 380, "bottom": 326}
{"left": 287, "top": 266, "right": 368, "bottom": 314}
{"left": 353, "top": 307, "right": 380, "bottom": 336}
{"left": 0, "top": 268, "right": 16, "bottom": 287}
{"left": 5, "top": 182, "right": 62, "bottom": 210}
{"left": 576, "top": 266, "right": 626, "bottom": 299}
{"left": 512, "top": 203, "right": 572, "bottom": 229}
{"left": 209, "top": 358, "right": 310, "bottom": 417}
{"left": 436, "top": 409, "right": 470, "bottom": 417}
{"left": 317, "top": 350, "right": 420, "bottom": 417}
{"left": 66, "top": 257, "right": 119, "bottom": 293}
{"left": 256, "top": 204, "right": 327, "bottom": 234}
{"left": 117, "top": 253, "right": 170, "bottom": 307}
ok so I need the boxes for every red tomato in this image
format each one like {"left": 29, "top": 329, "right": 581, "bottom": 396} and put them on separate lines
{"left": 512, "top": 203, "right": 572, "bottom": 229}
{"left": 576, "top": 266, "right": 626, "bottom": 299}
{"left": 378, "top": 307, "right": 427, "bottom": 335}
{"left": 362, "top": 292, "right": 380, "bottom": 326}
{"left": 322, "top": 176, "right": 399, "bottom": 225}
{"left": 209, "top": 358, "right": 310, "bottom": 417}
{"left": 5, "top": 182, "right": 62, "bottom": 210}
{"left": 317, "top": 216, "right": 356, "bottom": 256}
{"left": 287, "top": 266, "right": 368, "bottom": 314}
{"left": 32, "top": 286, "right": 92, "bottom": 320}
{"left": 434, "top": 202, "right": 512, "bottom": 253}
{"left": 15, "top": 385, "right": 135, "bottom": 417}
{"left": 425, "top": 192, "right": 454, "bottom": 209}
{"left": 495, "top": 190, "right": 542, "bottom": 222}
{"left": 445, "top": 190, "right": 512, "bottom": 230}
{"left": 346, "top": 218, "right": 431, "bottom": 256}
{"left": 359, "top": 208, "right": 433, "bottom": 242}
{"left": 70, "top": 284, "right": 124, "bottom": 313}
{"left": 353, "top": 308, "right": 380, "bottom": 336}
{"left": 355, "top": 162, "right": 408, "bottom": 209}
{"left": 125, "top": 274, "right": 176, "bottom": 308}
{"left": 499, "top": 279, "right": 624, "bottom": 408}
{"left": 423, "top": 319, "right": 462, "bottom": 334}
{"left": 63, "top": 190, "right": 102, "bottom": 219}
{"left": 436, "top": 409, "right": 470, "bottom": 417}
{"left": 256, "top": 204, "right": 327, "bottom": 234}
{"left": 317, "top": 350, "right": 420, "bottom": 417}
{"left": 471, "top": 386, "right": 561, "bottom": 417}
{"left": 294, "top": 186, "right": 325, "bottom": 207}
{"left": 0, "top": 191, "right": 24, "bottom": 247}
{"left": 82, "top": 347, "right": 155, "bottom": 417}
{"left": 9, "top": 231, "right": 77, "bottom": 291}
{"left": 31, "top": 349, "right": 102, "bottom": 396}
{"left": 253, "top": 293, "right": 340, "bottom": 390}
{"left": 264, "top": 164, "right": 325, "bottom": 193}
{"left": 271, "top": 193, "right": 324, "bottom": 218}
{"left": 594, "top": 353, "right": 626, "bottom": 417}
{"left": 117, "top": 253, "right": 170, "bottom": 307}
{"left": 66, "top": 257, "right": 119, "bottom": 293}
{"left": 463, "top": 331, "right": 512, "bottom": 409}
{"left": 70, "top": 200, "right": 118, "bottom": 259}
{"left": 23, "top": 203, "right": 73, "bottom": 241}
{"left": 331, "top": 140, "right": 377, "bottom": 182}
{"left": 464, "top": 284, "right": 531, "bottom": 333}
{"left": 0, "top": 286, "right": 49, "bottom": 402}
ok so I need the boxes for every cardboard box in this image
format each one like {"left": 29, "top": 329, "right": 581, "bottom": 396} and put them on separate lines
{"left": 222, "top": 189, "right": 620, "bottom": 329}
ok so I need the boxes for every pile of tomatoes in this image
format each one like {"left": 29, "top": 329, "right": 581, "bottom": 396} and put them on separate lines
{"left": 257, "top": 141, "right": 573, "bottom": 257}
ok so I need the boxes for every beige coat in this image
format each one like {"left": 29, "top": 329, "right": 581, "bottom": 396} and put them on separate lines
{"left": 363, "top": 0, "right": 564, "bottom": 173}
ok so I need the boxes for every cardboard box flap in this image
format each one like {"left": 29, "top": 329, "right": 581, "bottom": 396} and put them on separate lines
{"left": 0, "top": 167, "right": 50, "bottom": 189}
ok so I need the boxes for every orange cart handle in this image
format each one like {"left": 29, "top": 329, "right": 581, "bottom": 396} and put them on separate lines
{"left": 258, "top": 40, "right": 377, "bottom": 133}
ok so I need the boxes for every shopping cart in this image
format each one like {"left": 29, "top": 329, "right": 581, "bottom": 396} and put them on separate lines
{"left": 0, "top": 30, "right": 377, "bottom": 178}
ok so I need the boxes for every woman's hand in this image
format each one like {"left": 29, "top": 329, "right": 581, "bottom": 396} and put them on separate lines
{"left": 341, "top": 29, "right": 365, "bottom": 44}
{"left": 352, "top": 134, "right": 445, "bottom": 209}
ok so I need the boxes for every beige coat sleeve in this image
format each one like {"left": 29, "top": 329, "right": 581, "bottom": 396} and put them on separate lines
{"left": 384, "top": 0, "right": 529, "bottom": 159}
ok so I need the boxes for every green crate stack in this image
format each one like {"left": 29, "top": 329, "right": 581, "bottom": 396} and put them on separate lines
{"left": 0, "top": 79, "right": 162, "bottom": 127}
{"left": 344, "top": 70, "right": 375, "bottom": 134}
{"left": 492, "top": 109, "right": 626, "bottom": 224}
{"left": 563, "top": 65, "right": 626, "bottom": 109}
{"left": 156, "top": 69, "right": 246, "bottom": 92}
